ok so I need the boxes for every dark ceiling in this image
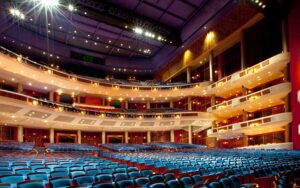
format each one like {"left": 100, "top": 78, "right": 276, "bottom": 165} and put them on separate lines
{"left": 0, "top": 0, "right": 251, "bottom": 79}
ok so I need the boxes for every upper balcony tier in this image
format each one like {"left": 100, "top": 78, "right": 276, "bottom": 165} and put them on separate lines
{"left": 207, "top": 82, "right": 291, "bottom": 118}
{"left": 207, "top": 112, "right": 292, "bottom": 139}
{"left": 0, "top": 46, "right": 209, "bottom": 100}
{"left": 0, "top": 89, "right": 212, "bottom": 131}
{"left": 206, "top": 53, "right": 290, "bottom": 98}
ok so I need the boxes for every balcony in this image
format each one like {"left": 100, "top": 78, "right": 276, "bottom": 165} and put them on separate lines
{"left": 0, "top": 89, "right": 212, "bottom": 131}
{"left": 0, "top": 46, "right": 209, "bottom": 99}
{"left": 207, "top": 53, "right": 290, "bottom": 98}
{"left": 207, "top": 112, "right": 292, "bottom": 138}
{"left": 207, "top": 82, "right": 291, "bottom": 118}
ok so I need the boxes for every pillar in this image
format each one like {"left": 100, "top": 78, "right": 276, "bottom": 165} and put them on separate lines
{"left": 77, "top": 130, "right": 81, "bottom": 144}
{"left": 288, "top": 0, "right": 300, "bottom": 149}
{"left": 243, "top": 135, "right": 249, "bottom": 147}
{"left": 146, "top": 100, "right": 150, "bottom": 110}
{"left": 187, "top": 97, "right": 192, "bottom": 111}
{"left": 50, "top": 128, "right": 54, "bottom": 143}
{"left": 17, "top": 83, "right": 23, "bottom": 93}
{"left": 49, "top": 91, "right": 54, "bottom": 101}
{"left": 170, "top": 130, "right": 175, "bottom": 142}
{"left": 217, "top": 55, "right": 223, "bottom": 80}
{"left": 147, "top": 131, "right": 151, "bottom": 143}
{"left": 125, "top": 100, "right": 129, "bottom": 109}
{"left": 77, "top": 95, "right": 81, "bottom": 103}
{"left": 242, "top": 110, "right": 248, "bottom": 121}
{"left": 211, "top": 95, "right": 216, "bottom": 106}
{"left": 209, "top": 52, "right": 214, "bottom": 82}
{"left": 285, "top": 124, "right": 291, "bottom": 142}
{"left": 242, "top": 86, "right": 248, "bottom": 95}
{"left": 102, "top": 98, "right": 106, "bottom": 106}
{"left": 186, "top": 67, "right": 191, "bottom": 83}
{"left": 188, "top": 126, "right": 192, "bottom": 144}
{"left": 102, "top": 131, "right": 106, "bottom": 144}
{"left": 170, "top": 100, "right": 174, "bottom": 108}
{"left": 125, "top": 131, "right": 129, "bottom": 144}
{"left": 240, "top": 29, "right": 246, "bottom": 70}
{"left": 17, "top": 125, "right": 23, "bottom": 142}
{"left": 282, "top": 18, "right": 288, "bottom": 53}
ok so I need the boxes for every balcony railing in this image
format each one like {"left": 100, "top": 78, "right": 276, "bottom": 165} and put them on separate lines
{"left": 207, "top": 82, "right": 291, "bottom": 112}
{"left": 207, "top": 112, "right": 291, "bottom": 136}
{"left": 208, "top": 53, "right": 290, "bottom": 90}
{"left": 0, "top": 46, "right": 205, "bottom": 90}
{"left": 0, "top": 89, "right": 199, "bottom": 119}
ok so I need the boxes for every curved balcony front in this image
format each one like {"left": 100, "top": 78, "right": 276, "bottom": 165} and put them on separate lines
{"left": 0, "top": 46, "right": 209, "bottom": 100}
{"left": 207, "top": 82, "right": 291, "bottom": 118}
{"left": 207, "top": 112, "right": 292, "bottom": 139}
{"left": 206, "top": 53, "right": 290, "bottom": 98}
{"left": 0, "top": 89, "right": 212, "bottom": 131}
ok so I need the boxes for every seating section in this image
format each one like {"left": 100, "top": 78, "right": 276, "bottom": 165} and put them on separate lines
{"left": 45, "top": 143, "right": 100, "bottom": 152}
{"left": 102, "top": 143, "right": 206, "bottom": 151}
{"left": 0, "top": 143, "right": 300, "bottom": 188}
{"left": 0, "top": 142, "right": 34, "bottom": 151}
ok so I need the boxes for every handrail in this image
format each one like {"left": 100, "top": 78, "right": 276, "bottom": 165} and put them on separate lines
{"left": 209, "top": 82, "right": 290, "bottom": 111}
{"left": 0, "top": 46, "right": 205, "bottom": 90}
{"left": 0, "top": 89, "right": 199, "bottom": 119}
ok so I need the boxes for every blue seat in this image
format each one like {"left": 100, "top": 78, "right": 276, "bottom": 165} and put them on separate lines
{"left": 0, "top": 183, "right": 10, "bottom": 188}
{"left": 92, "top": 181, "right": 115, "bottom": 188}
{"left": 73, "top": 175, "right": 94, "bottom": 186}
{"left": 165, "top": 179, "right": 182, "bottom": 188}
{"left": 207, "top": 181, "right": 222, "bottom": 188}
{"left": 30, "top": 165, "right": 44, "bottom": 171}
{"left": 134, "top": 176, "right": 149, "bottom": 186}
{"left": 128, "top": 171, "right": 141, "bottom": 179}
{"left": 191, "top": 174, "right": 204, "bottom": 185}
{"left": 70, "top": 171, "right": 85, "bottom": 178}
{"left": 85, "top": 169, "right": 99, "bottom": 176}
{"left": 140, "top": 169, "right": 153, "bottom": 177}
{"left": 163, "top": 173, "right": 175, "bottom": 180}
{"left": 0, "top": 171, "right": 12, "bottom": 176}
{"left": 115, "top": 179, "right": 134, "bottom": 188}
{"left": 53, "top": 167, "right": 68, "bottom": 172}
{"left": 179, "top": 176, "right": 194, "bottom": 188}
{"left": 35, "top": 167, "right": 51, "bottom": 174}
{"left": 50, "top": 171, "right": 69, "bottom": 178}
{"left": 101, "top": 168, "right": 113, "bottom": 174}
{"left": 219, "top": 177, "right": 234, "bottom": 188}
{"left": 149, "top": 174, "right": 164, "bottom": 182}
{"left": 113, "top": 173, "right": 128, "bottom": 181}
{"left": 17, "top": 180, "right": 45, "bottom": 188}
{"left": 15, "top": 169, "right": 32, "bottom": 178}
{"left": 0, "top": 174, "right": 24, "bottom": 187}
{"left": 49, "top": 177, "right": 72, "bottom": 188}
{"left": 27, "top": 172, "right": 48, "bottom": 182}
{"left": 127, "top": 167, "right": 138, "bottom": 172}
{"left": 148, "top": 182, "right": 166, "bottom": 188}
{"left": 95, "top": 173, "right": 113, "bottom": 182}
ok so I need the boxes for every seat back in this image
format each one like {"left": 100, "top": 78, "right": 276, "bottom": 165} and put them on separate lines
{"left": 207, "top": 181, "right": 222, "bottom": 188}
{"left": 95, "top": 173, "right": 113, "bottom": 182}
{"left": 179, "top": 176, "right": 194, "bottom": 188}
{"left": 165, "top": 179, "right": 181, "bottom": 188}
{"left": 219, "top": 177, "right": 234, "bottom": 188}
{"left": 113, "top": 173, "right": 128, "bottom": 181}
{"left": 0, "top": 174, "right": 24, "bottom": 185}
{"left": 191, "top": 174, "right": 204, "bottom": 185}
{"left": 92, "top": 181, "right": 115, "bottom": 188}
{"left": 49, "top": 177, "right": 72, "bottom": 188}
{"left": 70, "top": 170, "right": 85, "bottom": 178}
{"left": 140, "top": 169, "right": 153, "bottom": 177}
{"left": 163, "top": 173, "right": 175, "bottom": 180}
{"left": 134, "top": 176, "right": 149, "bottom": 186}
{"left": 148, "top": 182, "right": 166, "bottom": 188}
{"left": 115, "top": 179, "right": 134, "bottom": 188}
{"left": 74, "top": 174, "right": 94, "bottom": 185}
{"left": 27, "top": 172, "right": 48, "bottom": 181}
{"left": 17, "top": 180, "right": 45, "bottom": 188}
{"left": 50, "top": 171, "right": 69, "bottom": 178}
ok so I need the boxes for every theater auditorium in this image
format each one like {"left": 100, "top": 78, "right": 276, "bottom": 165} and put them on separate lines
{"left": 0, "top": 0, "right": 299, "bottom": 187}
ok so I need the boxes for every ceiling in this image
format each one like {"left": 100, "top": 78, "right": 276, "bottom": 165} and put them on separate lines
{"left": 0, "top": 0, "right": 245, "bottom": 77}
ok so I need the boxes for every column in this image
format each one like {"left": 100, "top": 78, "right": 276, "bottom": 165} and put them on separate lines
{"left": 17, "top": 83, "right": 23, "bottom": 93}
{"left": 77, "top": 95, "right": 81, "bottom": 103}
{"left": 211, "top": 95, "right": 216, "bottom": 106}
{"left": 243, "top": 135, "right": 249, "bottom": 147}
{"left": 188, "top": 126, "right": 192, "bottom": 144}
{"left": 209, "top": 52, "right": 214, "bottom": 82}
{"left": 217, "top": 55, "right": 223, "bottom": 80}
{"left": 169, "top": 100, "right": 174, "bottom": 108}
{"left": 147, "top": 131, "right": 151, "bottom": 143}
{"left": 102, "top": 131, "right": 106, "bottom": 144}
{"left": 50, "top": 128, "right": 54, "bottom": 144}
{"left": 49, "top": 91, "right": 54, "bottom": 101}
{"left": 77, "top": 130, "right": 81, "bottom": 144}
{"left": 17, "top": 125, "right": 23, "bottom": 142}
{"left": 146, "top": 100, "right": 150, "bottom": 110}
{"left": 240, "top": 29, "right": 246, "bottom": 70}
{"left": 170, "top": 130, "right": 175, "bottom": 142}
{"left": 285, "top": 124, "right": 290, "bottom": 142}
{"left": 187, "top": 97, "right": 192, "bottom": 111}
{"left": 102, "top": 98, "right": 106, "bottom": 106}
{"left": 125, "top": 100, "right": 129, "bottom": 109}
{"left": 125, "top": 131, "right": 129, "bottom": 144}
{"left": 242, "top": 110, "right": 248, "bottom": 121}
{"left": 242, "top": 86, "right": 248, "bottom": 95}
{"left": 186, "top": 67, "right": 191, "bottom": 83}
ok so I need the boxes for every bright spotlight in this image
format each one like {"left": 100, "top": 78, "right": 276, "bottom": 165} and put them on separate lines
{"left": 34, "top": 0, "right": 59, "bottom": 8}
{"left": 68, "top": 4, "right": 74, "bottom": 11}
